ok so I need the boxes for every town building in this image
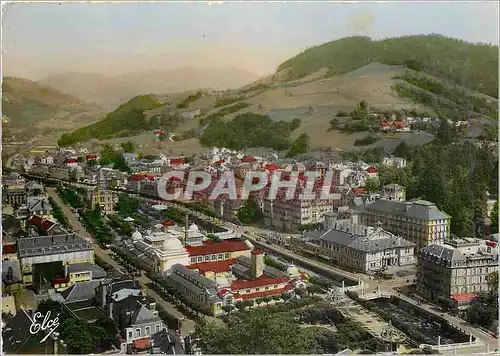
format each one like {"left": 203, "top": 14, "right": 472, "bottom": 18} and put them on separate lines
{"left": 2, "top": 178, "right": 27, "bottom": 206}
{"left": 166, "top": 249, "right": 304, "bottom": 316}
{"left": 2, "top": 260, "right": 22, "bottom": 316}
{"left": 86, "top": 169, "right": 118, "bottom": 215}
{"left": 382, "top": 156, "right": 407, "bottom": 169}
{"left": 25, "top": 196, "right": 52, "bottom": 219}
{"left": 300, "top": 220, "right": 415, "bottom": 273}
{"left": 380, "top": 184, "right": 406, "bottom": 202}
{"left": 17, "top": 233, "right": 94, "bottom": 290}
{"left": 125, "top": 224, "right": 252, "bottom": 275}
{"left": 416, "top": 238, "right": 499, "bottom": 308}
{"left": 95, "top": 277, "right": 166, "bottom": 354}
{"left": 359, "top": 199, "right": 451, "bottom": 250}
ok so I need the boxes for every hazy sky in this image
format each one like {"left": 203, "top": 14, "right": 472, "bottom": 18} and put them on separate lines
{"left": 3, "top": 1, "right": 499, "bottom": 80}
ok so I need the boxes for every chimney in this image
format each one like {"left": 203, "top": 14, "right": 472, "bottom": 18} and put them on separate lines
{"left": 251, "top": 249, "right": 264, "bottom": 280}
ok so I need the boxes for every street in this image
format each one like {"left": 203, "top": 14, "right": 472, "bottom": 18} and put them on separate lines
{"left": 46, "top": 187, "right": 197, "bottom": 336}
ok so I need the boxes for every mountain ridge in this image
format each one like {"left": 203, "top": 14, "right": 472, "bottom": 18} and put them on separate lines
{"left": 276, "top": 34, "right": 498, "bottom": 98}
{"left": 2, "top": 77, "right": 104, "bottom": 142}
{"left": 40, "top": 66, "right": 260, "bottom": 110}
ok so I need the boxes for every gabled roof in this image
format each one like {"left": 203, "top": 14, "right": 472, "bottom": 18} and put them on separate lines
{"left": 187, "top": 258, "right": 237, "bottom": 274}
{"left": 60, "top": 280, "right": 101, "bottom": 302}
{"left": 186, "top": 239, "right": 250, "bottom": 257}
{"left": 364, "top": 198, "right": 451, "bottom": 221}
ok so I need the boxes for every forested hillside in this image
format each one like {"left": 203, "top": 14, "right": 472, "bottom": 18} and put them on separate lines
{"left": 57, "top": 95, "right": 167, "bottom": 146}
{"left": 277, "top": 35, "right": 498, "bottom": 98}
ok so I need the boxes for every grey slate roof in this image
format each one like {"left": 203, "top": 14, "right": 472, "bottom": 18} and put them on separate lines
{"left": 152, "top": 329, "right": 185, "bottom": 355}
{"left": 18, "top": 233, "right": 92, "bottom": 257}
{"left": 67, "top": 262, "right": 107, "bottom": 279}
{"left": 115, "top": 295, "right": 161, "bottom": 325}
{"left": 363, "top": 198, "right": 450, "bottom": 221}
{"left": 170, "top": 263, "right": 218, "bottom": 290}
{"left": 304, "top": 224, "right": 415, "bottom": 253}
{"left": 26, "top": 197, "right": 52, "bottom": 213}
{"left": 419, "top": 244, "right": 462, "bottom": 263}
{"left": 60, "top": 280, "right": 101, "bottom": 302}
{"left": 232, "top": 256, "right": 286, "bottom": 279}
{"left": 168, "top": 264, "right": 221, "bottom": 304}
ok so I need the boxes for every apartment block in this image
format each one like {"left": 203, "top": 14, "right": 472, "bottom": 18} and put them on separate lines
{"left": 360, "top": 199, "right": 451, "bottom": 250}
{"left": 416, "top": 238, "right": 499, "bottom": 307}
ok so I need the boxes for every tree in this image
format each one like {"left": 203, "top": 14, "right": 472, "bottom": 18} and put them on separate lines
{"left": 295, "top": 288, "right": 307, "bottom": 297}
{"left": 437, "top": 118, "right": 453, "bottom": 145}
{"left": 99, "top": 144, "right": 117, "bottom": 166}
{"left": 364, "top": 176, "right": 380, "bottom": 194}
{"left": 237, "top": 196, "right": 263, "bottom": 224}
{"left": 94, "top": 317, "right": 118, "bottom": 348}
{"left": 487, "top": 271, "right": 498, "bottom": 291}
{"left": 287, "top": 133, "right": 310, "bottom": 158}
{"left": 393, "top": 141, "right": 412, "bottom": 158}
{"left": 120, "top": 141, "right": 135, "bottom": 153}
{"left": 195, "top": 311, "right": 320, "bottom": 354}
{"left": 491, "top": 202, "right": 498, "bottom": 234}
{"left": 306, "top": 285, "right": 322, "bottom": 295}
{"left": 221, "top": 305, "right": 234, "bottom": 315}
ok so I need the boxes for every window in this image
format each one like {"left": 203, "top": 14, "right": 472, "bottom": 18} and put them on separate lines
{"left": 155, "top": 325, "right": 160, "bottom": 333}
{"left": 197, "top": 257, "right": 203, "bottom": 262}
{"left": 204, "top": 256, "right": 210, "bottom": 262}
{"left": 145, "top": 326, "right": 150, "bottom": 335}
{"left": 225, "top": 253, "right": 230, "bottom": 259}
{"left": 191, "top": 257, "right": 196, "bottom": 263}
{"left": 217, "top": 253, "right": 223, "bottom": 260}
{"left": 136, "top": 328, "right": 141, "bottom": 337}
{"left": 128, "top": 330, "right": 133, "bottom": 339}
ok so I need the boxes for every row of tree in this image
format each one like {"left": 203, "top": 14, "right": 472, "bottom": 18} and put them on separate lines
{"left": 199, "top": 113, "right": 302, "bottom": 151}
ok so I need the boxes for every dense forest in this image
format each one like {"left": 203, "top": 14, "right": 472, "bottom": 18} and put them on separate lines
{"left": 392, "top": 73, "right": 498, "bottom": 120}
{"left": 199, "top": 113, "right": 302, "bottom": 151}
{"left": 377, "top": 138, "right": 497, "bottom": 237}
{"left": 277, "top": 35, "right": 498, "bottom": 98}
{"left": 57, "top": 95, "right": 168, "bottom": 146}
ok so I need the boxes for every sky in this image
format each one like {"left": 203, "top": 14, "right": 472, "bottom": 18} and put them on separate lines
{"left": 2, "top": 1, "right": 499, "bottom": 80}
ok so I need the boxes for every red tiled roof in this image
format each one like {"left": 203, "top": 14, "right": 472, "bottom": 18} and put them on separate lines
{"left": 133, "top": 338, "right": 151, "bottom": 350}
{"left": 186, "top": 240, "right": 250, "bottom": 257}
{"left": 86, "top": 154, "right": 98, "bottom": 160}
{"left": 486, "top": 240, "right": 497, "bottom": 248}
{"left": 351, "top": 187, "right": 365, "bottom": 194}
{"left": 231, "top": 276, "right": 289, "bottom": 290}
{"left": 155, "top": 129, "right": 165, "bottom": 134}
{"left": 242, "top": 155, "right": 256, "bottom": 163}
{"left": 251, "top": 249, "right": 263, "bottom": 255}
{"left": 187, "top": 258, "right": 237, "bottom": 274}
{"left": 366, "top": 167, "right": 377, "bottom": 173}
{"left": 451, "top": 293, "right": 478, "bottom": 302}
{"left": 65, "top": 159, "right": 78, "bottom": 164}
{"left": 2, "top": 243, "right": 17, "bottom": 255}
{"left": 53, "top": 277, "right": 70, "bottom": 284}
{"left": 162, "top": 220, "right": 176, "bottom": 226}
{"left": 235, "top": 286, "right": 288, "bottom": 300}
{"left": 170, "top": 158, "right": 185, "bottom": 165}
{"left": 130, "top": 174, "right": 145, "bottom": 181}
{"left": 393, "top": 121, "right": 408, "bottom": 128}
{"left": 28, "top": 216, "right": 55, "bottom": 231}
